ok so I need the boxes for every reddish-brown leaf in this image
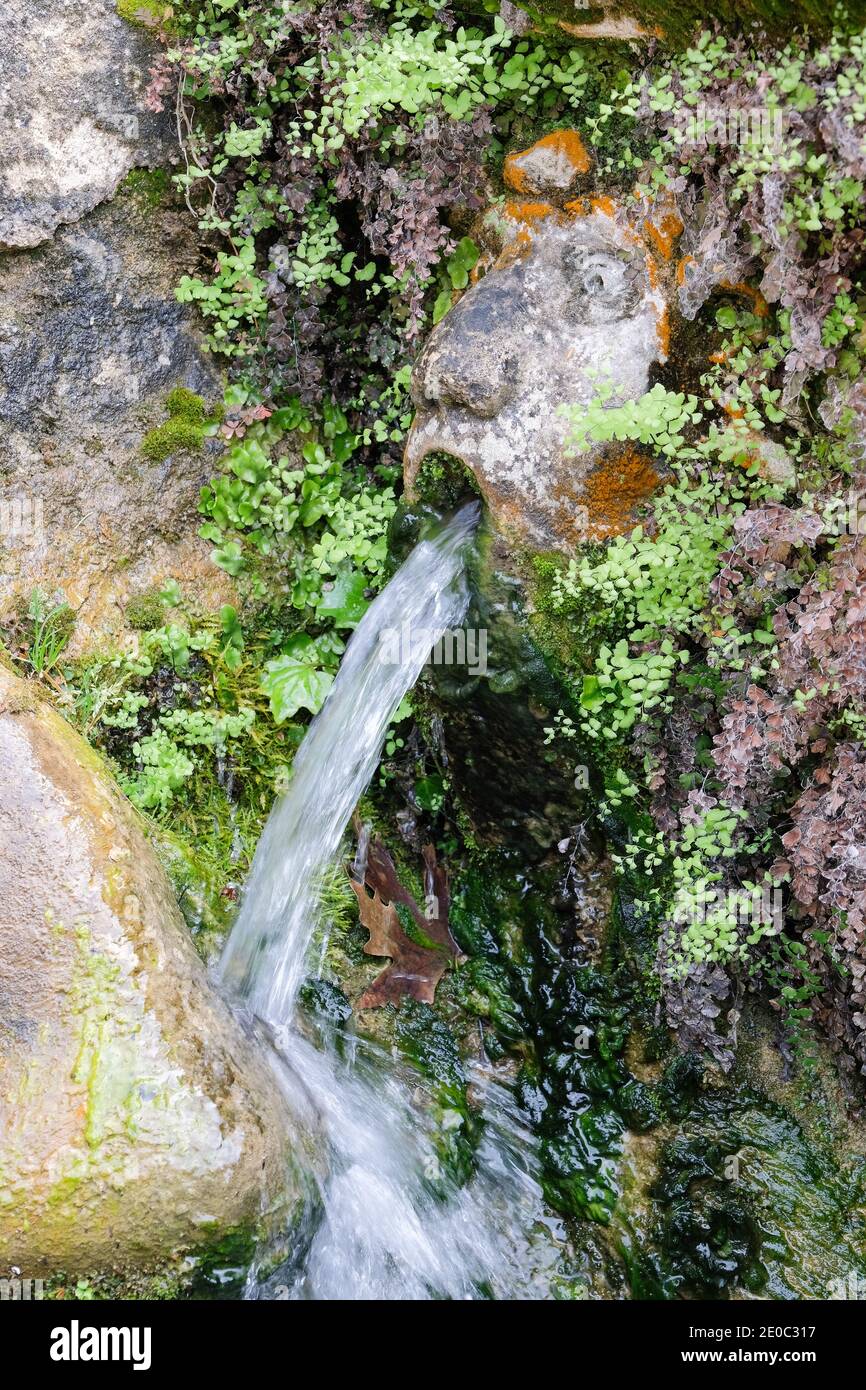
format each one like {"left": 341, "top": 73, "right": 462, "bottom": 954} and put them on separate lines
{"left": 349, "top": 839, "right": 459, "bottom": 1009}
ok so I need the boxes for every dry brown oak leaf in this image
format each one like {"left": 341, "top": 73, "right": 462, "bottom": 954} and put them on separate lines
{"left": 348, "top": 839, "right": 460, "bottom": 1009}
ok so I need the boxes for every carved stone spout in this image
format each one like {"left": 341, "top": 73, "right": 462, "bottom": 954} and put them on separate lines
{"left": 405, "top": 133, "right": 675, "bottom": 549}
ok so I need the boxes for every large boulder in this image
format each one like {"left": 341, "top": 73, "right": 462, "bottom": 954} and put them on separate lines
{"left": 0, "top": 662, "right": 317, "bottom": 1278}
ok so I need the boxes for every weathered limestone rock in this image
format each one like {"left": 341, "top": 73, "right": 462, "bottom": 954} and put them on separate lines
{"left": 0, "top": 662, "right": 318, "bottom": 1276}
{"left": 405, "top": 133, "right": 671, "bottom": 549}
{"left": 503, "top": 130, "right": 591, "bottom": 198}
{"left": 0, "top": 4, "right": 231, "bottom": 652}
{"left": 0, "top": 0, "right": 174, "bottom": 250}
{"left": 0, "top": 182, "right": 231, "bottom": 652}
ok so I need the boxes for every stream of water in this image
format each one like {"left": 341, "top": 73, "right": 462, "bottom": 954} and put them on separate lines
{"left": 219, "top": 507, "right": 558, "bottom": 1299}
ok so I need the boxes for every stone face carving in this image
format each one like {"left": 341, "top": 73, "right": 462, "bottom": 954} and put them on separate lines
{"left": 405, "top": 132, "right": 672, "bottom": 549}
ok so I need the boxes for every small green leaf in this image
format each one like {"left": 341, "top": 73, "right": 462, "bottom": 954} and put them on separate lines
{"left": 261, "top": 637, "right": 334, "bottom": 722}
{"left": 315, "top": 567, "right": 370, "bottom": 629}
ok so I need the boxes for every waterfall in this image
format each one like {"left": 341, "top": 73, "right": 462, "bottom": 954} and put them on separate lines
{"left": 219, "top": 506, "right": 560, "bottom": 1300}
{"left": 219, "top": 504, "right": 478, "bottom": 1023}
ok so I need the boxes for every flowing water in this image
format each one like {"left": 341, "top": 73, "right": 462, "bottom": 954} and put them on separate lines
{"left": 219, "top": 507, "right": 560, "bottom": 1299}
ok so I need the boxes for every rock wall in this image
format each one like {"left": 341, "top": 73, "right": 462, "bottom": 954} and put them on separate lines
{"left": 0, "top": 0, "right": 230, "bottom": 652}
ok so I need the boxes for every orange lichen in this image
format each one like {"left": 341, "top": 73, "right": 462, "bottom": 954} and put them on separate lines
{"left": 656, "top": 304, "right": 670, "bottom": 359}
{"left": 552, "top": 448, "right": 661, "bottom": 543}
{"left": 564, "top": 196, "right": 589, "bottom": 218}
{"left": 719, "top": 280, "right": 770, "bottom": 318}
{"left": 580, "top": 448, "right": 661, "bottom": 540}
{"left": 504, "top": 129, "right": 592, "bottom": 195}
{"left": 494, "top": 232, "right": 533, "bottom": 270}
{"left": 589, "top": 195, "right": 616, "bottom": 218}
{"left": 644, "top": 211, "right": 684, "bottom": 260}
{"left": 504, "top": 162, "right": 531, "bottom": 195}
{"left": 676, "top": 254, "right": 696, "bottom": 286}
{"left": 504, "top": 200, "right": 557, "bottom": 226}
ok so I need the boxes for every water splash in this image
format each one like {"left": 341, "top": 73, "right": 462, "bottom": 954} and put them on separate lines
{"left": 220, "top": 506, "right": 563, "bottom": 1299}
{"left": 254, "top": 1032, "right": 558, "bottom": 1300}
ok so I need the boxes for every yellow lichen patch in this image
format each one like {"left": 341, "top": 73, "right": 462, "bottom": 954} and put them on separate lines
{"left": 564, "top": 196, "right": 589, "bottom": 218}
{"left": 504, "top": 130, "right": 592, "bottom": 197}
{"left": 579, "top": 448, "right": 661, "bottom": 540}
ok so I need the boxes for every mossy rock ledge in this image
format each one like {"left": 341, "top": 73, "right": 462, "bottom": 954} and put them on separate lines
{"left": 0, "top": 663, "right": 320, "bottom": 1279}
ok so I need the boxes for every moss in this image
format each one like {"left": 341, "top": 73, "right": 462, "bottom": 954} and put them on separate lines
{"left": 151, "top": 827, "right": 239, "bottom": 961}
{"left": 512, "top": 0, "right": 866, "bottom": 46}
{"left": 455, "top": 957, "right": 527, "bottom": 1041}
{"left": 626, "top": 0, "right": 866, "bottom": 45}
{"left": 413, "top": 452, "right": 481, "bottom": 511}
{"left": 115, "top": 0, "right": 176, "bottom": 32}
{"left": 141, "top": 416, "right": 205, "bottom": 463}
{"left": 125, "top": 589, "right": 165, "bottom": 632}
{"left": 525, "top": 548, "right": 598, "bottom": 679}
{"left": 165, "top": 386, "right": 209, "bottom": 423}
{"left": 648, "top": 1090, "right": 866, "bottom": 1297}
{"left": 42, "top": 1219, "right": 266, "bottom": 1299}
{"left": 299, "top": 977, "right": 353, "bottom": 1031}
{"left": 44, "top": 1266, "right": 188, "bottom": 1301}
{"left": 121, "top": 168, "right": 171, "bottom": 209}
{"left": 394, "top": 998, "right": 479, "bottom": 1187}
{"left": 184, "top": 1223, "right": 259, "bottom": 1298}
{"left": 140, "top": 388, "right": 220, "bottom": 463}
